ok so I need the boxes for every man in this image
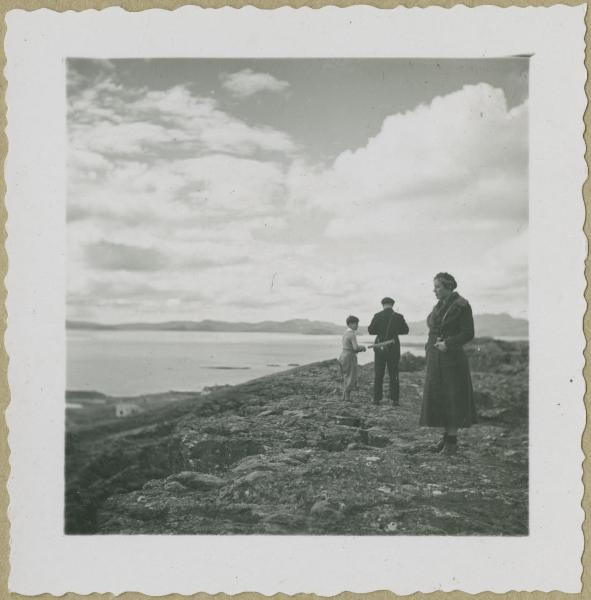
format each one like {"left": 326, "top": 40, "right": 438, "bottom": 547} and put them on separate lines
{"left": 368, "top": 297, "right": 409, "bottom": 406}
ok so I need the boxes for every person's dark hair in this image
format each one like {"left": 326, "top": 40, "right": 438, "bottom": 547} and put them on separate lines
{"left": 346, "top": 315, "right": 360, "bottom": 326}
{"left": 381, "top": 297, "right": 395, "bottom": 306}
{"left": 434, "top": 272, "right": 458, "bottom": 290}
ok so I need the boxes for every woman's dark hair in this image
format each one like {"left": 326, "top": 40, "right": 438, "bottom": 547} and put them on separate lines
{"left": 434, "top": 272, "right": 458, "bottom": 290}
{"left": 346, "top": 315, "right": 360, "bottom": 326}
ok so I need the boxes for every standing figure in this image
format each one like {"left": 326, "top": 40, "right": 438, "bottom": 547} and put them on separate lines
{"left": 368, "top": 297, "right": 409, "bottom": 406}
{"left": 338, "top": 315, "right": 366, "bottom": 401}
{"left": 420, "top": 272, "right": 477, "bottom": 455}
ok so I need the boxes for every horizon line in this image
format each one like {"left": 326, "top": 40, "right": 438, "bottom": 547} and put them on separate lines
{"left": 66, "top": 312, "right": 528, "bottom": 328}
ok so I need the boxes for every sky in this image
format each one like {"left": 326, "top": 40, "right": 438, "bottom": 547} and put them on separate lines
{"left": 67, "top": 58, "right": 528, "bottom": 325}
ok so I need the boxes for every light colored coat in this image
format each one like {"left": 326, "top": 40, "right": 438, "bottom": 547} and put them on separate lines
{"left": 338, "top": 329, "right": 360, "bottom": 396}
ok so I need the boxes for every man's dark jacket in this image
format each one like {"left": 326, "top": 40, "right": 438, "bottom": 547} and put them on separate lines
{"left": 368, "top": 307, "right": 409, "bottom": 356}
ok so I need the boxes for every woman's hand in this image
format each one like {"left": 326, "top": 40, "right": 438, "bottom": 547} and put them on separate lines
{"left": 358, "top": 345, "right": 366, "bottom": 352}
{"left": 434, "top": 340, "right": 448, "bottom": 352}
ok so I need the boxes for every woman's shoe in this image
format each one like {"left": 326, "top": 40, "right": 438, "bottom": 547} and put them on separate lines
{"left": 443, "top": 435, "right": 458, "bottom": 456}
{"left": 429, "top": 433, "right": 447, "bottom": 453}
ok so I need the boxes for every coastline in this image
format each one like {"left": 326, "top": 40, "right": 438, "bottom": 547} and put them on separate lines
{"left": 65, "top": 338, "right": 528, "bottom": 535}
{"left": 66, "top": 334, "right": 527, "bottom": 400}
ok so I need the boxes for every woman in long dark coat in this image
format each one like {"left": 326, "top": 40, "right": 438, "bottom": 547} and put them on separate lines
{"left": 420, "top": 272, "right": 477, "bottom": 455}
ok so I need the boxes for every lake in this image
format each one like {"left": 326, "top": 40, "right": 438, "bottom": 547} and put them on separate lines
{"left": 67, "top": 330, "right": 430, "bottom": 397}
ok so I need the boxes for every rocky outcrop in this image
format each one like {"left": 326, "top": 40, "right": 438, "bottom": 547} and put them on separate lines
{"left": 66, "top": 340, "right": 528, "bottom": 535}
{"left": 465, "top": 337, "right": 528, "bottom": 374}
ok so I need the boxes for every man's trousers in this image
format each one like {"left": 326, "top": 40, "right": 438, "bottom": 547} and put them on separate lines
{"left": 373, "top": 348, "right": 400, "bottom": 403}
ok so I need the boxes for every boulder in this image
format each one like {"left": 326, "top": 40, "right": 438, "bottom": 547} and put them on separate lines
{"left": 142, "top": 479, "right": 164, "bottom": 491}
{"left": 335, "top": 415, "right": 363, "bottom": 428}
{"left": 232, "top": 455, "right": 278, "bottom": 473}
{"left": 366, "top": 427, "right": 392, "bottom": 448}
{"left": 257, "top": 408, "right": 281, "bottom": 417}
{"left": 346, "top": 442, "right": 370, "bottom": 451}
{"left": 284, "top": 409, "right": 310, "bottom": 419}
{"left": 479, "top": 408, "right": 510, "bottom": 420}
{"left": 289, "top": 435, "right": 308, "bottom": 448}
{"left": 218, "top": 503, "right": 261, "bottom": 523}
{"left": 176, "top": 431, "right": 263, "bottom": 472}
{"left": 365, "top": 456, "right": 382, "bottom": 463}
{"left": 399, "top": 352, "right": 426, "bottom": 372}
{"left": 104, "top": 493, "right": 169, "bottom": 521}
{"left": 167, "top": 471, "right": 226, "bottom": 491}
{"left": 310, "top": 499, "right": 344, "bottom": 522}
{"left": 235, "top": 470, "right": 272, "bottom": 485}
{"left": 316, "top": 426, "right": 359, "bottom": 451}
{"left": 263, "top": 511, "right": 306, "bottom": 529}
{"left": 164, "top": 481, "right": 187, "bottom": 494}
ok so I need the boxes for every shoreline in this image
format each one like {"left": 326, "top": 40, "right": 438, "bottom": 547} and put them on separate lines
{"left": 66, "top": 358, "right": 345, "bottom": 402}
{"left": 65, "top": 336, "right": 528, "bottom": 401}
{"left": 65, "top": 338, "right": 529, "bottom": 535}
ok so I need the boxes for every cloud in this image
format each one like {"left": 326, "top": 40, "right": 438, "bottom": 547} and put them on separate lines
{"left": 68, "top": 147, "right": 113, "bottom": 179}
{"left": 133, "top": 85, "right": 295, "bottom": 154}
{"left": 289, "top": 83, "right": 527, "bottom": 239}
{"left": 221, "top": 69, "right": 290, "bottom": 98}
{"left": 67, "top": 71, "right": 528, "bottom": 323}
{"left": 274, "top": 84, "right": 528, "bottom": 320}
{"left": 199, "top": 120, "right": 294, "bottom": 155}
{"left": 69, "top": 81, "right": 295, "bottom": 163}
{"left": 170, "top": 154, "right": 286, "bottom": 215}
{"left": 133, "top": 85, "right": 217, "bottom": 119}
{"left": 73, "top": 120, "right": 186, "bottom": 156}
{"left": 67, "top": 277, "right": 210, "bottom": 317}
{"left": 68, "top": 153, "right": 287, "bottom": 226}
{"left": 85, "top": 241, "right": 169, "bottom": 272}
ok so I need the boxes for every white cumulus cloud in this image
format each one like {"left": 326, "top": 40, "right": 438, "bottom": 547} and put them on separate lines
{"left": 221, "top": 68, "right": 290, "bottom": 98}
{"left": 67, "top": 71, "right": 528, "bottom": 322}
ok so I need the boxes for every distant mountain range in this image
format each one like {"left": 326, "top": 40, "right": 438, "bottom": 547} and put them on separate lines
{"left": 67, "top": 318, "right": 344, "bottom": 335}
{"left": 67, "top": 313, "right": 528, "bottom": 337}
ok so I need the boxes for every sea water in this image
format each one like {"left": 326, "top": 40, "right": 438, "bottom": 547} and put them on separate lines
{"left": 67, "top": 329, "right": 430, "bottom": 397}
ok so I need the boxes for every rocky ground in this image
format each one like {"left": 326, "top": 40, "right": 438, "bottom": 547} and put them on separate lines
{"left": 65, "top": 338, "right": 528, "bottom": 535}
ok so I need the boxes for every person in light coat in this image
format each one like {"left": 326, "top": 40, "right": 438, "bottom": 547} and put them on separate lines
{"left": 338, "top": 315, "right": 366, "bottom": 401}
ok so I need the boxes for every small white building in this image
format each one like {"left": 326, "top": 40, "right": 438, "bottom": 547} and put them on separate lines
{"left": 115, "top": 403, "right": 144, "bottom": 418}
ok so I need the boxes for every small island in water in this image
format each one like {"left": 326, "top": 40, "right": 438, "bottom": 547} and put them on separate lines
{"left": 65, "top": 337, "right": 528, "bottom": 536}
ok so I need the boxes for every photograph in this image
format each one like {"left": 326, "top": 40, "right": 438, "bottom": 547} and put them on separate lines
{"left": 65, "top": 56, "right": 529, "bottom": 536}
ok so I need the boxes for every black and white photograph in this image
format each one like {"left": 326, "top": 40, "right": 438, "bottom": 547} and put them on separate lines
{"left": 65, "top": 57, "right": 529, "bottom": 536}
{"left": 5, "top": 6, "right": 586, "bottom": 596}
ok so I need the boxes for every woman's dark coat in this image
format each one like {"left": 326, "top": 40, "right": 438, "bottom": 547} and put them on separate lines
{"left": 420, "top": 292, "right": 477, "bottom": 428}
